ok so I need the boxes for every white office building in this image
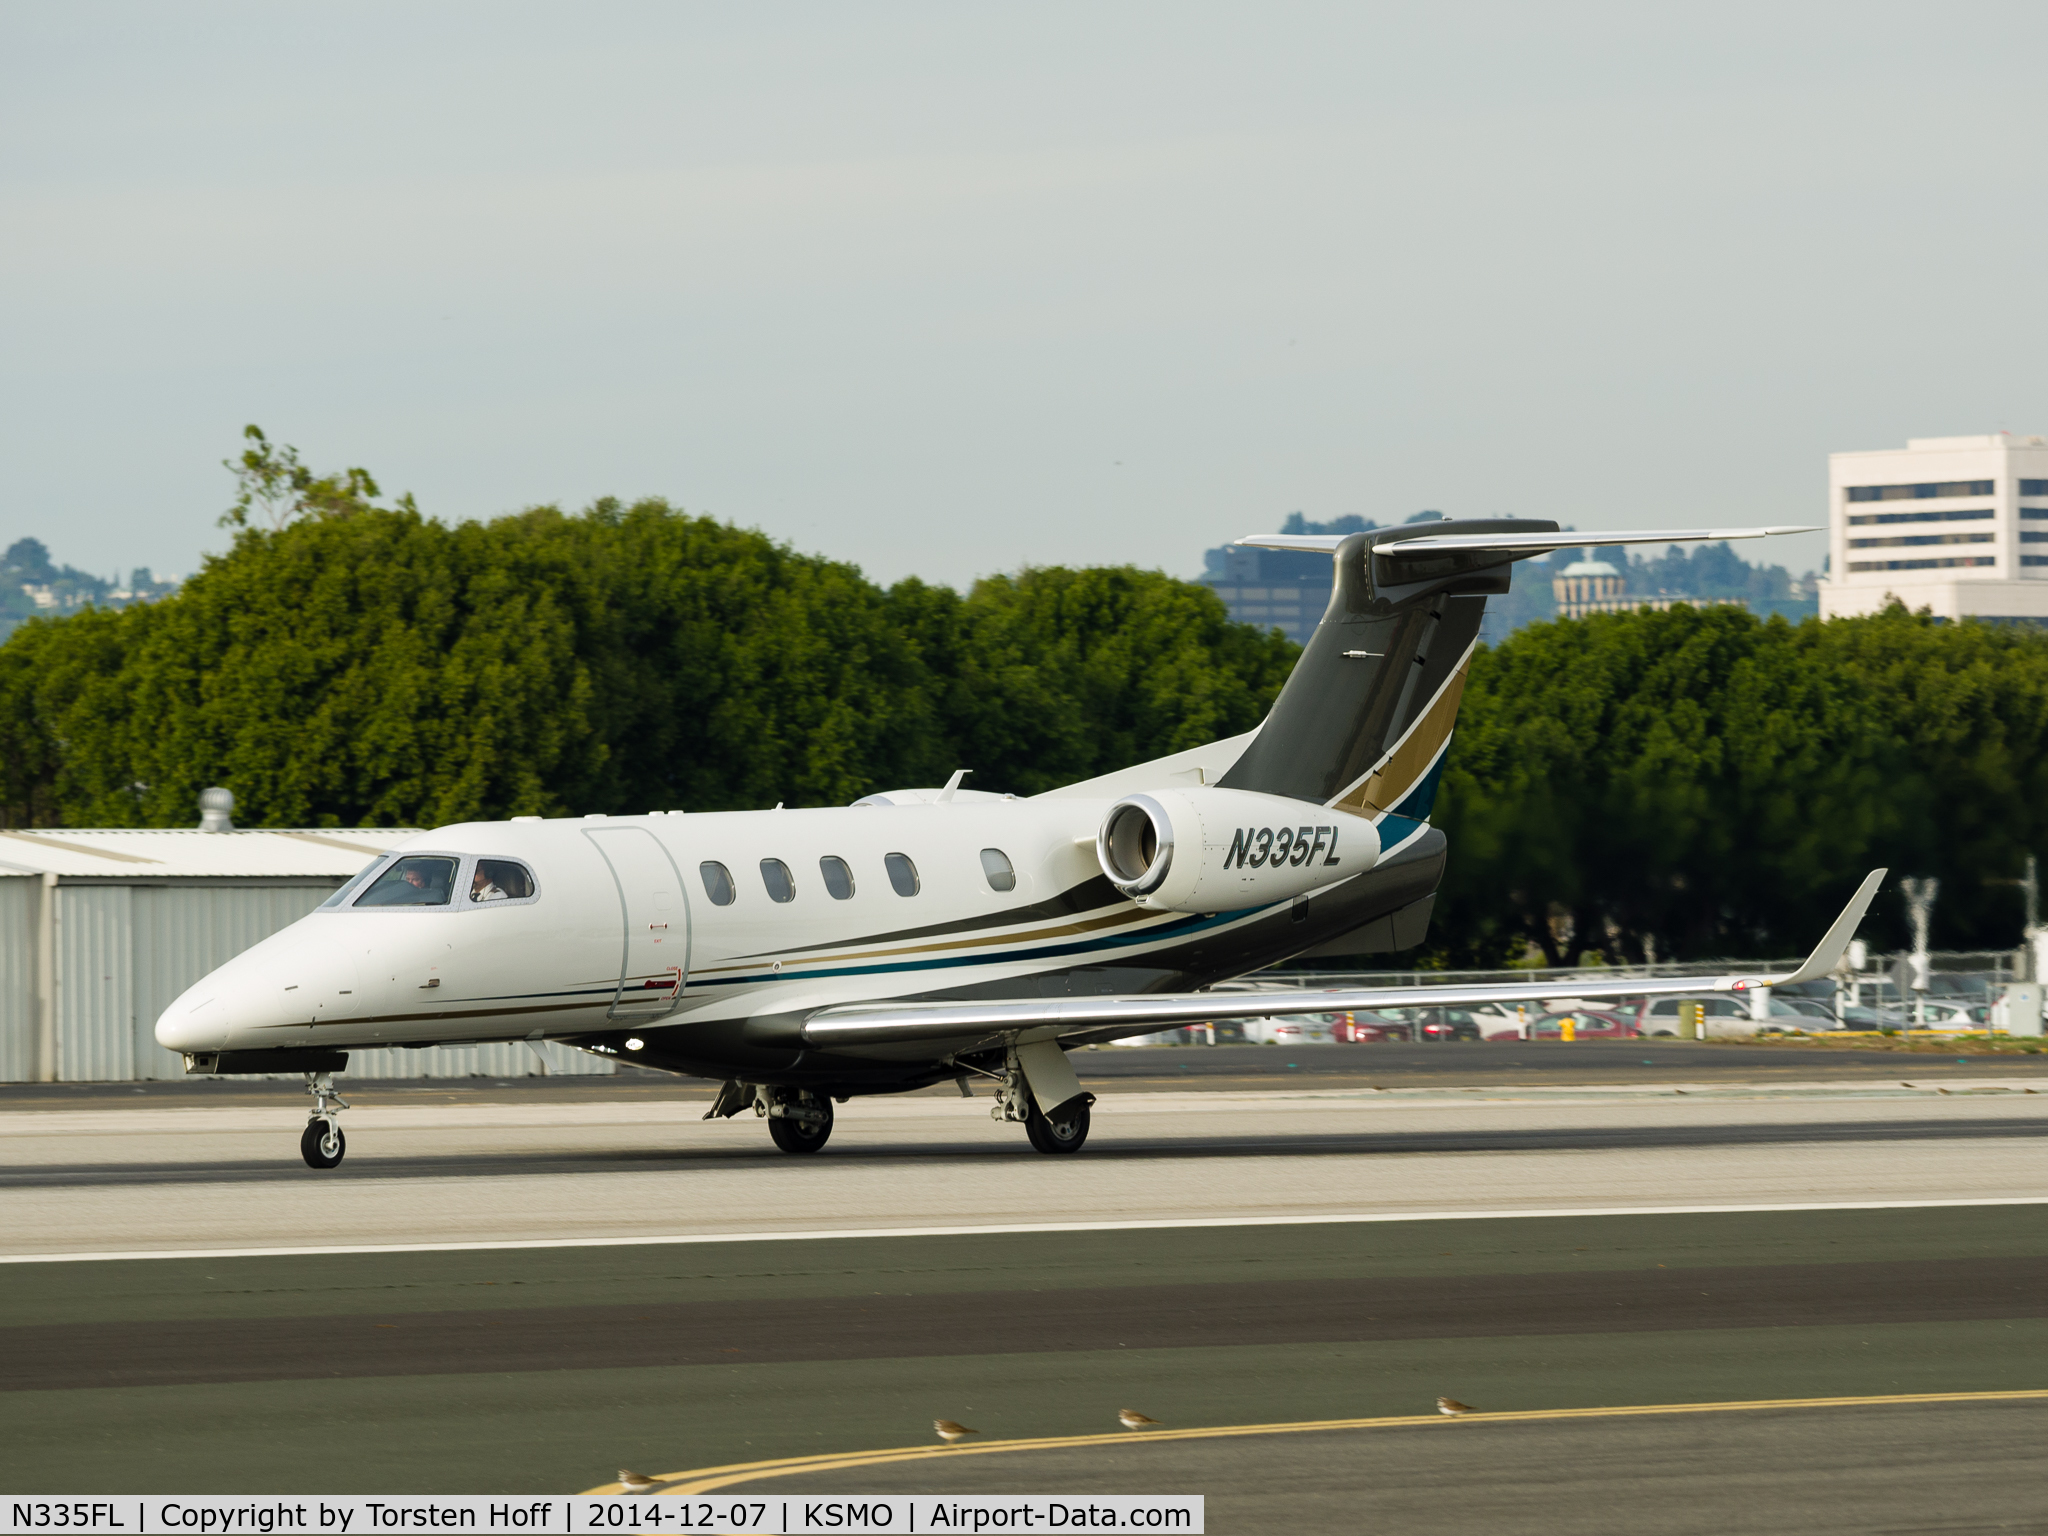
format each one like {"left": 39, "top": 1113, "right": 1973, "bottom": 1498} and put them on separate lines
{"left": 1821, "top": 434, "right": 2048, "bottom": 623}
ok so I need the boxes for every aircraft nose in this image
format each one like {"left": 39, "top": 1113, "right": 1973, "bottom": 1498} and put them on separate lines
{"left": 155, "top": 987, "right": 230, "bottom": 1054}
{"left": 155, "top": 945, "right": 287, "bottom": 1054}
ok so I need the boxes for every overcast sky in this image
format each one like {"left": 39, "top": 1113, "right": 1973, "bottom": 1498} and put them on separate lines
{"left": 3, "top": 1, "right": 2044, "bottom": 590}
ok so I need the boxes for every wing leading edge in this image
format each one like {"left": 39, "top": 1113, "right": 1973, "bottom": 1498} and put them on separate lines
{"left": 799, "top": 870, "right": 1886, "bottom": 1050}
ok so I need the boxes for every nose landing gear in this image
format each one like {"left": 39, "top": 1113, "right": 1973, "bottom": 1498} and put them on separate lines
{"left": 757, "top": 1087, "right": 834, "bottom": 1153}
{"left": 301, "top": 1072, "right": 349, "bottom": 1169}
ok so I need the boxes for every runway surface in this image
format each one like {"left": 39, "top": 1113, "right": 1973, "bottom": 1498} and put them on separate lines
{"left": 4, "top": 1069, "right": 2048, "bottom": 1255}
{"left": 6, "top": 1062, "right": 2048, "bottom": 1528}
{"left": 7, "top": 1038, "right": 2046, "bottom": 1110}
{"left": 717, "top": 1398, "right": 2048, "bottom": 1535}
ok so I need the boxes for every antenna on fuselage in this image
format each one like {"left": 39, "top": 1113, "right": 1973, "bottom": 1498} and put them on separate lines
{"left": 937, "top": 769, "right": 973, "bottom": 803}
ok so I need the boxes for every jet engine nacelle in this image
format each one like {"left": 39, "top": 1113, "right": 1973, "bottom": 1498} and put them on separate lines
{"left": 1095, "top": 788, "right": 1381, "bottom": 913}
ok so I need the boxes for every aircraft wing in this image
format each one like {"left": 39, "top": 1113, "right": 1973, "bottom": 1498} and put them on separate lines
{"left": 801, "top": 871, "right": 1886, "bottom": 1050}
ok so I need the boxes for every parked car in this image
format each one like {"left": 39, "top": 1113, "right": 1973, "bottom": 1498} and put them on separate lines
{"left": 1333, "top": 1008, "right": 1484, "bottom": 1042}
{"left": 1243, "top": 1013, "right": 1345, "bottom": 1045}
{"left": 1913, "top": 999, "right": 1990, "bottom": 1033}
{"left": 1777, "top": 997, "right": 1841, "bottom": 1026}
{"left": 1631, "top": 994, "right": 1821, "bottom": 1038}
{"left": 1528, "top": 1009, "right": 1634, "bottom": 1040}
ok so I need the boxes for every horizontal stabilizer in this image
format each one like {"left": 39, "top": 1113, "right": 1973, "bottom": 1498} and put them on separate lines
{"left": 1232, "top": 525, "right": 1817, "bottom": 558}
{"left": 1375, "top": 525, "right": 1818, "bottom": 556}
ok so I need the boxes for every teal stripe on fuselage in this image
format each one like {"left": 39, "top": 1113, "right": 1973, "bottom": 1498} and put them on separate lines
{"left": 1373, "top": 812, "right": 1428, "bottom": 853}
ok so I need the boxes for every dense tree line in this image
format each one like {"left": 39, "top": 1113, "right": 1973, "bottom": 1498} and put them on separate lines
{"left": 1435, "top": 603, "right": 2048, "bottom": 963}
{"left": 0, "top": 497, "right": 1295, "bottom": 829}
{"left": 4, "top": 446, "right": 2038, "bottom": 960}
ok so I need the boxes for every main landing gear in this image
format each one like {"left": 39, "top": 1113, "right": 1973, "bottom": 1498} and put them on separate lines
{"left": 301, "top": 1072, "right": 349, "bottom": 1169}
{"left": 1024, "top": 1094, "right": 1091, "bottom": 1154}
{"left": 990, "top": 1056, "right": 1094, "bottom": 1155}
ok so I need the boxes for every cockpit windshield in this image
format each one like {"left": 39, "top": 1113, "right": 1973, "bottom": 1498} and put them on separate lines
{"left": 354, "top": 855, "right": 458, "bottom": 907}
{"left": 319, "top": 858, "right": 389, "bottom": 909}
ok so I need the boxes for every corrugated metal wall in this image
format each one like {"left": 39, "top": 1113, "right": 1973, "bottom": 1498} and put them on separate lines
{"left": 131, "top": 886, "right": 332, "bottom": 1080}
{"left": 55, "top": 885, "right": 133, "bottom": 1081}
{"left": 0, "top": 879, "right": 36, "bottom": 1081}
{"left": 0, "top": 880, "right": 615, "bottom": 1082}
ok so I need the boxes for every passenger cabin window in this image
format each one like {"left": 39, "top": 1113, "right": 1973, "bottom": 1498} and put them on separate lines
{"left": 760, "top": 858, "right": 796, "bottom": 903}
{"left": 355, "top": 856, "right": 457, "bottom": 907}
{"left": 700, "top": 861, "right": 736, "bottom": 906}
{"left": 820, "top": 855, "right": 855, "bottom": 900}
{"left": 469, "top": 858, "right": 535, "bottom": 903}
{"left": 884, "top": 852, "right": 920, "bottom": 897}
{"left": 979, "top": 848, "right": 1016, "bottom": 893}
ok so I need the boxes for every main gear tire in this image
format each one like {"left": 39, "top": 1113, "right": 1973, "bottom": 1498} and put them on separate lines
{"left": 300, "top": 1119, "right": 346, "bottom": 1169}
{"left": 767, "top": 1100, "right": 833, "bottom": 1154}
{"left": 1024, "top": 1095, "right": 1091, "bottom": 1154}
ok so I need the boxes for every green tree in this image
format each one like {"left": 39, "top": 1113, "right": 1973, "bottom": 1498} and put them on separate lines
{"left": 219, "top": 425, "right": 391, "bottom": 530}
{"left": 0, "top": 444, "right": 1296, "bottom": 827}
{"left": 1430, "top": 603, "right": 2048, "bottom": 964}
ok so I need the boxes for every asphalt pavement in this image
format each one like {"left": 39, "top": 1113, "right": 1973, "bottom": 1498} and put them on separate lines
{"left": 4, "top": 1038, "right": 2043, "bottom": 1112}
{"left": 8, "top": 1072, "right": 2048, "bottom": 1528}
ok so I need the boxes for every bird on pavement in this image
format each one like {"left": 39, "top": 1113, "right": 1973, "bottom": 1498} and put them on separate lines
{"left": 1118, "top": 1410, "right": 1162, "bottom": 1430}
{"left": 1436, "top": 1397, "right": 1476, "bottom": 1416}
{"left": 618, "top": 1471, "right": 667, "bottom": 1493}
{"left": 935, "top": 1420, "right": 980, "bottom": 1444}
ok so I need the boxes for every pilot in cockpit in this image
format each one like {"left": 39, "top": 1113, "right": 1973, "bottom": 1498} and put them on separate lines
{"left": 469, "top": 858, "right": 533, "bottom": 902}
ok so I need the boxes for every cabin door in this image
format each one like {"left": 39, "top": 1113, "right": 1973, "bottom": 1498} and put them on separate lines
{"left": 583, "top": 827, "right": 689, "bottom": 1021}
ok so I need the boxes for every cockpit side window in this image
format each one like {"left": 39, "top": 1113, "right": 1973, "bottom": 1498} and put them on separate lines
{"left": 469, "top": 858, "right": 537, "bottom": 903}
{"left": 354, "top": 855, "right": 458, "bottom": 907}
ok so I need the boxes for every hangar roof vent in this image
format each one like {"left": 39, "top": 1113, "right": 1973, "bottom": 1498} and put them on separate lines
{"left": 198, "top": 786, "right": 235, "bottom": 833}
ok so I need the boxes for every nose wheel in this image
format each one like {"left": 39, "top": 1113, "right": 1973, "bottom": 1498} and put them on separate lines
{"left": 301, "top": 1118, "right": 346, "bottom": 1168}
{"left": 301, "top": 1072, "right": 349, "bottom": 1169}
{"left": 758, "top": 1088, "right": 833, "bottom": 1153}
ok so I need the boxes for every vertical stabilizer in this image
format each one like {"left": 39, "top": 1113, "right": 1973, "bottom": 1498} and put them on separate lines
{"left": 1218, "top": 518, "right": 1559, "bottom": 819}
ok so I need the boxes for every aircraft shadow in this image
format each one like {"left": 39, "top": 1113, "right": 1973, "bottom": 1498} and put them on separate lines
{"left": 8, "top": 1114, "right": 2046, "bottom": 1188}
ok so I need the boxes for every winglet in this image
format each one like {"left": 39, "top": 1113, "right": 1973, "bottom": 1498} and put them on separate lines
{"left": 1773, "top": 869, "right": 1886, "bottom": 986}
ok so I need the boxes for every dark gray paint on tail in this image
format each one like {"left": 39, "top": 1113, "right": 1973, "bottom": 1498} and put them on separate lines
{"left": 1218, "top": 517, "right": 1558, "bottom": 806}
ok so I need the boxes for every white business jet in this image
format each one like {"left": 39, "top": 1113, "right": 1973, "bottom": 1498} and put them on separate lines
{"left": 157, "top": 517, "right": 1876, "bottom": 1168}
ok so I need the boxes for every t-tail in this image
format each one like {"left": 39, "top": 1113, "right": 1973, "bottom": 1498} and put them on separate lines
{"left": 1216, "top": 517, "right": 1543, "bottom": 837}
{"left": 1217, "top": 516, "right": 1819, "bottom": 836}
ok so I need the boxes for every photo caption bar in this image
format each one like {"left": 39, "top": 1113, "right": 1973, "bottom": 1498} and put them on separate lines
{"left": 1, "top": 1499, "right": 1203, "bottom": 1535}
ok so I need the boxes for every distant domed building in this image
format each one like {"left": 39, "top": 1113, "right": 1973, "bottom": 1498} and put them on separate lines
{"left": 1553, "top": 559, "right": 1625, "bottom": 616}
{"left": 1551, "top": 558, "right": 1702, "bottom": 619}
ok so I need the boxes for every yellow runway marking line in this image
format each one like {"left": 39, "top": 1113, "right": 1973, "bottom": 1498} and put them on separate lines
{"left": 582, "top": 1388, "right": 2048, "bottom": 1495}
